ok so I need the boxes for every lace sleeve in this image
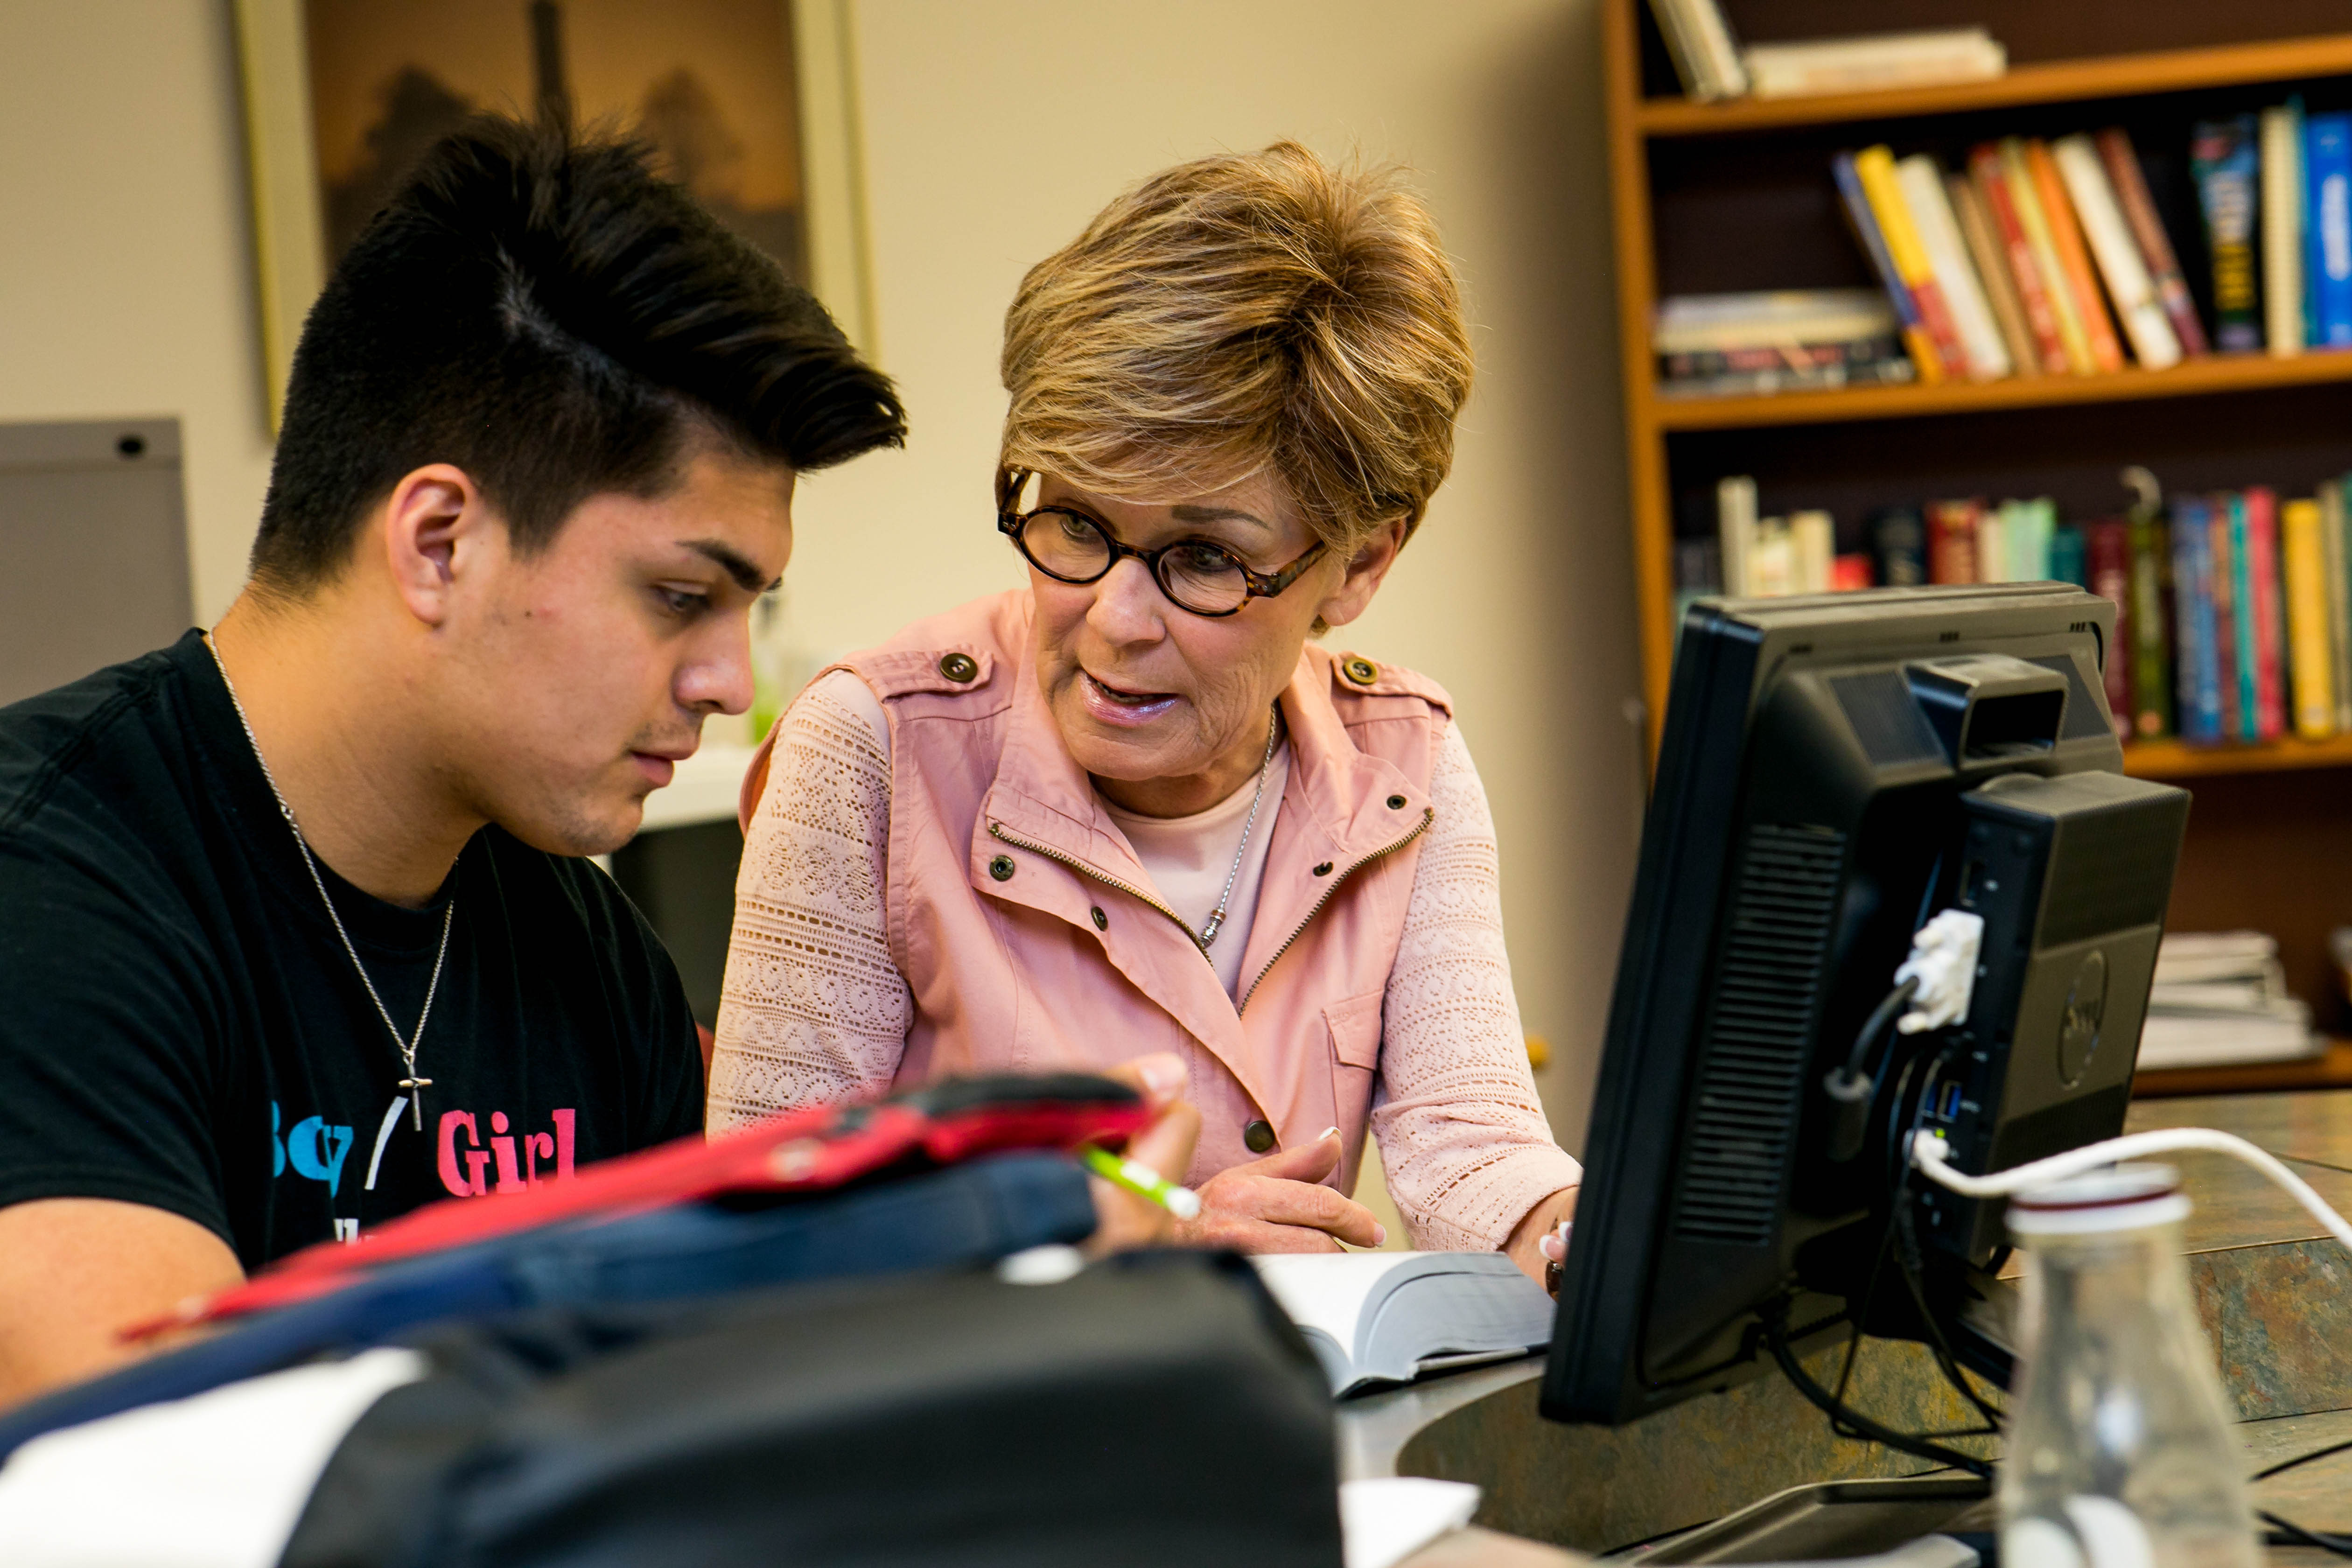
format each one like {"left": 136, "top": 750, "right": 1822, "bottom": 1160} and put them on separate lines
{"left": 706, "top": 672, "right": 912, "bottom": 1136}
{"left": 1371, "top": 718, "right": 1584, "bottom": 1250}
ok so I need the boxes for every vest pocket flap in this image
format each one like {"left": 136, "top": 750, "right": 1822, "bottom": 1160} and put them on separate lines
{"left": 1323, "top": 991, "right": 1384, "bottom": 1070}
{"left": 862, "top": 646, "right": 994, "bottom": 698}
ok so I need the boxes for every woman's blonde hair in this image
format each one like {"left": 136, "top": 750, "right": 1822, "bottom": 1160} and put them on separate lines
{"left": 1000, "top": 141, "right": 1474, "bottom": 555}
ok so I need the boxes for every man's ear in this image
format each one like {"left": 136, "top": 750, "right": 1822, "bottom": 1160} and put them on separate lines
{"left": 1316, "top": 516, "right": 1409, "bottom": 631}
{"left": 380, "top": 465, "right": 490, "bottom": 629}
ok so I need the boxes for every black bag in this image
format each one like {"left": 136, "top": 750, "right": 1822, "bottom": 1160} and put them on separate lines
{"left": 279, "top": 1250, "right": 1341, "bottom": 1568}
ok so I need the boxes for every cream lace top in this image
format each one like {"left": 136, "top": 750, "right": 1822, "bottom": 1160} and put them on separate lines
{"left": 708, "top": 670, "right": 1583, "bottom": 1250}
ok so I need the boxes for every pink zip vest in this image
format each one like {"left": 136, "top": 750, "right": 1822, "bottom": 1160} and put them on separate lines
{"left": 739, "top": 590, "right": 1447, "bottom": 1192}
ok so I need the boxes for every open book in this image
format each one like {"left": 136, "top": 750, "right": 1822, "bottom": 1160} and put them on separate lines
{"left": 1249, "top": 1253, "right": 1554, "bottom": 1397}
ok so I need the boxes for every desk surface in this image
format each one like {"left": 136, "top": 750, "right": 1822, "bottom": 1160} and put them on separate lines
{"left": 1361, "top": 1090, "right": 2352, "bottom": 1559}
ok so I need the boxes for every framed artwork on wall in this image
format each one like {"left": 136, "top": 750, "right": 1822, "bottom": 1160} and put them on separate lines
{"left": 232, "top": 0, "right": 877, "bottom": 432}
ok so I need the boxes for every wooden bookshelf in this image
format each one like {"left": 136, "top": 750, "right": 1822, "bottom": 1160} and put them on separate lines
{"left": 1654, "top": 347, "right": 2352, "bottom": 432}
{"left": 1603, "top": 0, "right": 2352, "bottom": 1054}
{"left": 1636, "top": 32, "right": 2352, "bottom": 138}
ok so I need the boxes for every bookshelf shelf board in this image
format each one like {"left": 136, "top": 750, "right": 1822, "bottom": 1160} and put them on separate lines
{"left": 1635, "top": 32, "right": 2352, "bottom": 139}
{"left": 2122, "top": 734, "right": 2352, "bottom": 780}
{"left": 2132, "top": 1039, "right": 2352, "bottom": 1099}
{"left": 1650, "top": 349, "right": 2352, "bottom": 432}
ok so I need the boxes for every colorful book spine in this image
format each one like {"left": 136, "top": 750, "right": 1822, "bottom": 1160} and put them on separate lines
{"left": 2086, "top": 519, "right": 2134, "bottom": 739}
{"left": 1927, "top": 499, "right": 1979, "bottom": 584}
{"left": 2191, "top": 117, "right": 2263, "bottom": 353}
{"left": 1949, "top": 172, "right": 2041, "bottom": 378}
{"left": 1833, "top": 153, "right": 1944, "bottom": 385}
{"left": 2024, "top": 138, "right": 2128, "bottom": 373}
{"left": 1716, "top": 475, "right": 1757, "bottom": 598}
{"left": 2095, "top": 128, "right": 2210, "bottom": 357}
{"left": 2243, "top": 487, "right": 2287, "bottom": 739}
{"left": 2305, "top": 112, "right": 2352, "bottom": 347}
{"left": 2127, "top": 503, "right": 2174, "bottom": 739}
{"left": 1873, "top": 506, "right": 1928, "bottom": 586}
{"left": 2000, "top": 139, "right": 2097, "bottom": 373}
{"left": 2262, "top": 101, "right": 2306, "bottom": 357}
{"left": 1971, "top": 145, "right": 2072, "bottom": 374}
{"left": 1854, "top": 146, "right": 1973, "bottom": 378}
{"left": 2170, "top": 495, "right": 2223, "bottom": 742}
{"left": 2282, "top": 497, "right": 2338, "bottom": 737}
{"left": 1976, "top": 505, "right": 2010, "bottom": 583}
{"left": 2051, "top": 522, "right": 2089, "bottom": 587}
{"left": 1898, "top": 154, "right": 2010, "bottom": 380}
{"left": 2212, "top": 495, "right": 2244, "bottom": 740}
{"left": 2323, "top": 477, "right": 2352, "bottom": 732}
{"left": 2053, "top": 133, "right": 2182, "bottom": 369}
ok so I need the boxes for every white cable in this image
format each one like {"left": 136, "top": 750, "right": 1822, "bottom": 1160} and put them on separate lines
{"left": 1909, "top": 1127, "right": 2352, "bottom": 1253}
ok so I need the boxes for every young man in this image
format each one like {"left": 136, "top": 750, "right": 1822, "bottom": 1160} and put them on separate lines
{"left": 0, "top": 119, "right": 909, "bottom": 1406}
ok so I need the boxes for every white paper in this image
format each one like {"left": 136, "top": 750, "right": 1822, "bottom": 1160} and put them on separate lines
{"left": 0, "top": 1347, "right": 426, "bottom": 1568}
{"left": 1340, "top": 1477, "right": 1483, "bottom": 1568}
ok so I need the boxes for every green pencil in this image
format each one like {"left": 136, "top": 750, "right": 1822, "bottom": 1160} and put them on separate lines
{"left": 1076, "top": 1144, "right": 1202, "bottom": 1220}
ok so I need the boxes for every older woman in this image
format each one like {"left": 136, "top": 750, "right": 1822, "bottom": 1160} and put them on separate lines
{"left": 709, "top": 143, "right": 1579, "bottom": 1283}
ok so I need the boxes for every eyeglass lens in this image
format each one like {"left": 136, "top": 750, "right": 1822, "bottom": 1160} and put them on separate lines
{"left": 1019, "top": 511, "right": 1250, "bottom": 614}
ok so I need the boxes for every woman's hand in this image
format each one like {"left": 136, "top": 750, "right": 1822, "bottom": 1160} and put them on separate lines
{"left": 1176, "top": 1127, "right": 1387, "bottom": 1254}
{"left": 1082, "top": 1052, "right": 1202, "bottom": 1255}
{"left": 1504, "top": 1185, "right": 1580, "bottom": 1291}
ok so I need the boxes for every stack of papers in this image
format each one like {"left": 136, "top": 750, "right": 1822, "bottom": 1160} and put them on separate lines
{"left": 2137, "top": 931, "right": 2317, "bottom": 1071}
{"left": 1743, "top": 28, "right": 2007, "bottom": 100}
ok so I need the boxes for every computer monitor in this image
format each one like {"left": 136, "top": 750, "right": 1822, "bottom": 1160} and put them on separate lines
{"left": 1543, "top": 583, "right": 2192, "bottom": 1427}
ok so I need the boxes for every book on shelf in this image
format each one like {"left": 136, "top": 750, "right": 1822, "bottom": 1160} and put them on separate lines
{"left": 1749, "top": 516, "right": 1795, "bottom": 596}
{"left": 1873, "top": 506, "right": 1927, "bottom": 587}
{"left": 1926, "top": 498, "right": 1978, "bottom": 585}
{"left": 1898, "top": 154, "right": 2010, "bottom": 380}
{"left": 2125, "top": 475, "right": 2176, "bottom": 740}
{"left": 1716, "top": 474, "right": 1756, "bottom": 598}
{"left": 2261, "top": 102, "right": 2306, "bottom": 359}
{"left": 2323, "top": 482, "right": 2352, "bottom": 733}
{"left": 2171, "top": 495, "right": 2225, "bottom": 742}
{"left": 2306, "top": 112, "right": 2352, "bottom": 348}
{"left": 2243, "top": 488, "right": 2287, "bottom": 741}
{"left": 1969, "top": 146, "right": 2072, "bottom": 375}
{"left": 2087, "top": 520, "right": 2134, "bottom": 741}
{"left": 1853, "top": 147, "right": 1972, "bottom": 378}
{"left": 2192, "top": 116, "right": 2264, "bottom": 353}
{"left": 2023, "top": 138, "right": 2128, "bottom": 374}
{"left": 1832, "top": 153, "right": 1944, "bottom": 384}
{"left": 2284, "top": 497, "right": 2337, "bottom": 738}
{"left": 1998, "top": 139, "right": 2099, "bottom": 374}
{"left": 1645, "top": 0, "right": 1746, "bottom": 102}
{"left": 2096, "top": 129, "right": 2211, "bottom": 357}
{"left": 2137, "top": 931, "right": 2316, "bottom": 1072}
{"left": 2051, "top": 521, "right": 2089, "bottom": 589}
{"left": 1741, "top": 27, "right": 2004, "bottom": 100}
{"left": 1947, "top": 170, "right": 2041, "bottom": 378}
{"left": 1652, "top": 289, "right": 1911, "bottom": 398}
{"left": 2053, "top": 133, "right": 2182, "bottom": 371}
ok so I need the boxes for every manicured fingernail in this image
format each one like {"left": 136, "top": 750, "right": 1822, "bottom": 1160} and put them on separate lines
{"left": 1539, "top": 1232, "right": 1565, "bottom": 1261}
{"left": 1318, "top": 1126, "right": 1340, "bottom": 1142}
{"left": 1373, "top": 1224, "right": 1388, "bottom": 1246}
{"left": 1136, "top": 1053, "right": 1186, "bottom": 1101}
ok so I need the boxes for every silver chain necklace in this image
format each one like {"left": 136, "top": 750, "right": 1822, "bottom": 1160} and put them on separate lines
{"left": 203, "top": 633, "right": 452, "bottom": 1131}
{"left": 1199, "top": 706, "right": 1282, "bottom": 947}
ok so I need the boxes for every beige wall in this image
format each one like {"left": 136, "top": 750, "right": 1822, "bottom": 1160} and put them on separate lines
{"left": 0, "top": 0, "right": 1642, "bottom": 1153}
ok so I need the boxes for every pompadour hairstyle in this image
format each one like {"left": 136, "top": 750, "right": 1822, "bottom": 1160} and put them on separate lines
{"left": 251, "top": 116, "right": 904, "bottom": 590}
{"left": 1000, "top": 140, "right": 1474, "bottom": 555}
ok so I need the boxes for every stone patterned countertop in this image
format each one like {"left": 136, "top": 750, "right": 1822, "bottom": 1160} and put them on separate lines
{"left": 1351, "top": 1091, "right": 2352, "bottom": 1556}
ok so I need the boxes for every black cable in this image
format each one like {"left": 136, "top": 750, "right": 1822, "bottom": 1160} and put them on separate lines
{"left": 1763, "top": 1303, "right": 1994, "bottom": 1477}
{"left": 2262, "top": 1513, "right": 2352, "bottom": 1557}
{"left": 1892, "top": 1049, "right": 2006, "bottom": 1430}
{"left": 2255, "top": 1435, "right": 2352, "bottom": 1482}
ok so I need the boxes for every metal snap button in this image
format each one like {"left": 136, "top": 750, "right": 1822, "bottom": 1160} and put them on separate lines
{"left": 1243, "top": 1119, "right": 1277, "bottom": 1154}
{"left": 1386, "top": 794, "right": 1407, "bottom": 810}
{"left": 988, "top": 854, "right": 1015, "bottom": 882}
{"left": 938, "top": 652, "right": 978, "bottom": 683}
{"left": 1090, "top": 906, "right": 1107, "bottom": 931}
{"left": 1312, "top": 861, "right": 1334, "bottom": 876}
{"left": 1343, "top": 657, "right": 1379, "bottom": 686}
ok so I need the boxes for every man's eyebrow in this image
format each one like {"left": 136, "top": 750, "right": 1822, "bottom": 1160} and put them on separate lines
{"left": 682, "top": 538, "right": 779, "bottom": 593}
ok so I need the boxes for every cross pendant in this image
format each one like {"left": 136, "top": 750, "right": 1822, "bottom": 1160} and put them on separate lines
{"left": 400, "top": 1076, "right": 434, "bottom": 1131}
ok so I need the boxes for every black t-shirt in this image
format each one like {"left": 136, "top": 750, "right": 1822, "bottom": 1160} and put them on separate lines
{"left": 0, "top": 631, "right": 705, "bottom": 1271}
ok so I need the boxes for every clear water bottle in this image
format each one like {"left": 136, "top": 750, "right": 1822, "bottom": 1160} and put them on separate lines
{"left": 2000, "top": 1164, "right": 2257, "bottom": 1568}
